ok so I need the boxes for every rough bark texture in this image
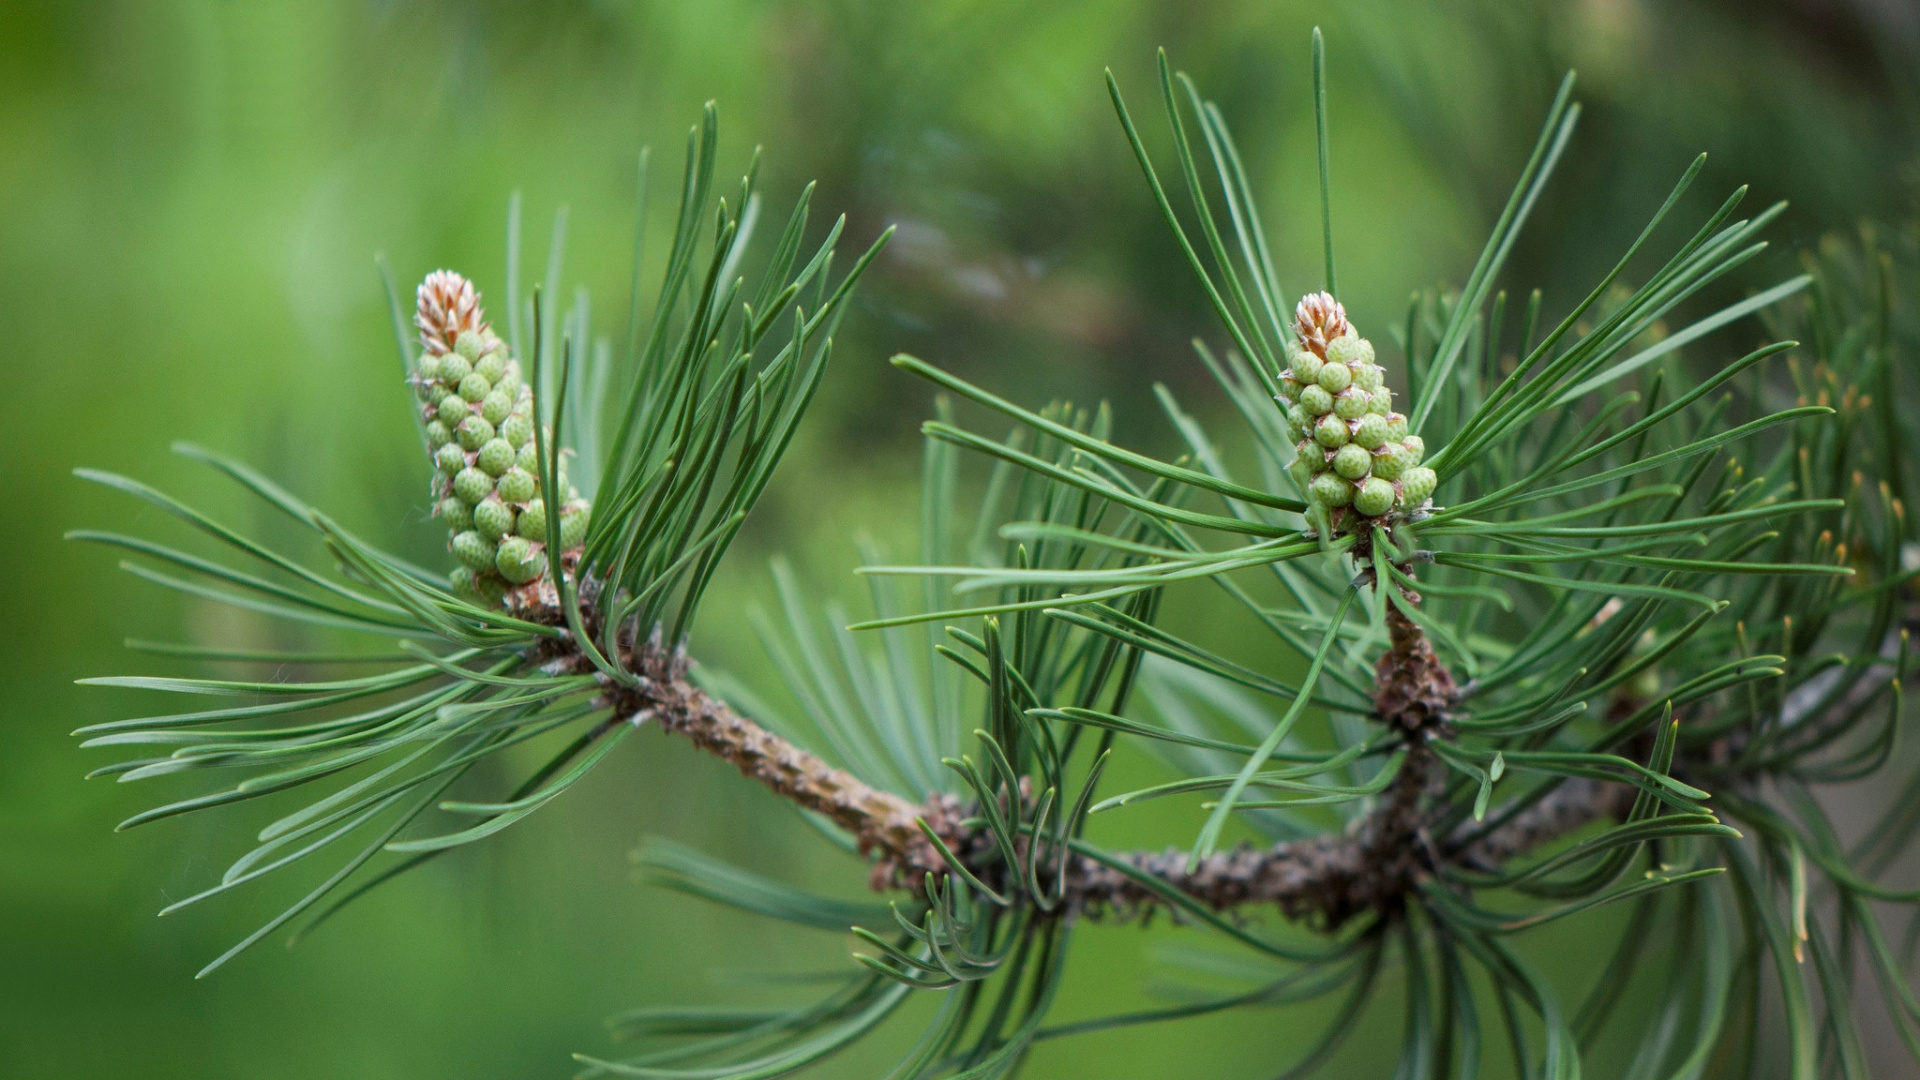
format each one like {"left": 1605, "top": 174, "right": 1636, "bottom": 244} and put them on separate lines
{"left": 1061, "top": 591, "right": 1457, "bottom": 927}
{"left": 1061, "top": 743, "right": 1444, "bottom": 927}
{"left": 526, "top": 582, "right": 1720, "bottom": 928}
{"left": 1447, "top": 777, "right": 1636, "bottom": 872}
{"left": 541, "top": 621, "right": 958, "bottom": 891}
{"left": 1373, "top": 601, "right": 1458, "bottom": 735}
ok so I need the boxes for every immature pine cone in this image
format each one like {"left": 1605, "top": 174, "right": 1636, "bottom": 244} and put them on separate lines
{"left": 1277, "top": 292, "right": 1437, "bottom": 526}
{"left": 412, "top": 270, "right": 592, "bottom": 604}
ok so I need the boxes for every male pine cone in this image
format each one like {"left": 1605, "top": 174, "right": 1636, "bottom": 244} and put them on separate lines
{"left": 412, "top": 270, "right": 591, "bottom": 605}
{"left": 1278, "top": 292, "right": 1436, "bottom": 526}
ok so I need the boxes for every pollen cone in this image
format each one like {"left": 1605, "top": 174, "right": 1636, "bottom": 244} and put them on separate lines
{"left": 411, "top": 270, "right": 592, "bottom": 605}
{"left": 1275, "top": 292, "right": 1437, "bottom": 528}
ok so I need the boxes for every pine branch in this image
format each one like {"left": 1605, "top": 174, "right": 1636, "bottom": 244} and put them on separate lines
{"left": 544, "top": 583, "right": 1496, "bottom": 929}
{"left": 68, "top": 52, "right": 1920, "bottom": 1078}
{"left": 557, "top": 585, "right": 1917, "bottom": 936}
{"left": 572, "top": 607, "right": 1462, "bottom": 927}
{"left": 1061, "top": 743, "right": 1444, "bottom": 927}
{"left": 571, "top": 620, "right": 956, "bottom": 892}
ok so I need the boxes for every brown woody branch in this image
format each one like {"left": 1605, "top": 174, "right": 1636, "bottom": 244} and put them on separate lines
{"left": 598, "top": 634, "right": 958, "bottom": 892}
{"left": 535, "top": 587, "right": 1904, "bottom": 930}
{"left": 541, "top": 583, "right": 1505, "bottom": 927}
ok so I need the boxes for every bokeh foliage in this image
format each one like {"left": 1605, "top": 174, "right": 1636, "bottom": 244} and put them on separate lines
{"left": 5, "top": 1, "right": 1917, "bottom": 1077}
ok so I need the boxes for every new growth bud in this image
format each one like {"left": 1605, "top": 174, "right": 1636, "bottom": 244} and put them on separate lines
{"left": 473, "top": 498, "right": 516, "bottom": 541}
{"left": 1354, "top": 477, "right": 1395, "bottom": 517}
{"left": 1277, "top": 292, "right": 1439, "bottom": 531}
{"left": 496, "top": 467, "right": 536, "bottom": 504}
{"left": 494, "top": 537, "right": 544, "bottom": 584}
{"left": 413, "top": 269, "right": 593, "bottom": 604}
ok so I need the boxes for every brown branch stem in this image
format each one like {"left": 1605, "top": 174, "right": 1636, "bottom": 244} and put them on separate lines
{"left": 541, "top": 591, "right": 1901, "bottom": 929}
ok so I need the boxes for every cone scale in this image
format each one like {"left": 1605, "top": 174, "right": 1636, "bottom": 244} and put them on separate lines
{"left": 1277, "top": 292, "right": 1437, "bottom": 531}
{"left": 412, "top": 270, "right": 590, "bottom": 605}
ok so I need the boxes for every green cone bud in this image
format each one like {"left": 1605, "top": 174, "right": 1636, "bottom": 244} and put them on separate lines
{"left": 453, "top": 466, "right": 494, "bottom": 505}
{"left": 1400, "top": 466, "right": 1437, "bottom": 507}
{"left": 455, "top": 415, "right": 494, "bottom": 451}
{"left": 438, "top": 496, "right": 473, "bottom": 532}
{"left": 1290, "top": 350, "right": 1324, "bottom": 385}
{"left": 1332, "top": 442, "right": 1372, "bottom": 481}
{"left": 437, "top": 393, "right": 470, "bottom": 424}
{"left": 1313, "top": 413, "right": 1350, "bottom": 449}
{"left": 1289, "top": 299, "right": 1425, "bottom": 534}
{"left": 474, "top": 351, "right": 507, "bottom": 383}
{"left": 501, "top": 413, "right": 534, "bottom": 447}
{"left": 1354, "top": 476, "right": 1395, "bottom": 517}
{"left": 496, "top": 467, "right": 536, "bottom": 504}
{"left": 1328, "top": 334, "right": 1374, "bottom": 367}
{"left": 1324, "top": 334, "right": 1364, "bottom": 367}
{"left": 439, "top": 351, "right": 473, "bottom": 383}
{"left": 516, "top": 498, "right": 547, "bottom": 539}
{"left": 1374, "top": 441, "right": 1414, "bottom": 481}
{"left": 480, "top": 391, "right": 513, "bottom": 425}
{"left": 451, "top": 529, "right": 496, "bottom": 570}
{"left": 414, "top": 272, "right": 594, "bottom": 606}
{"left": 1353, "top": 414, "right": 1389, "bottom": 450}
{"left": 495, "top": 537, "right": 544, "bottom": 584}
{"left": 476, "top": 437, "right": 515, "bottom": 476}
{"left": 433, "top": 441, "right": 468, "bottom": 475}
{"left": 1277, "top": 374, "right": 1300, "bottom": 403}
{"left": 559, "top": 501, "right": 591, "bottom": 548}
{"left": 1286, "top": 403, "right": 1312, "bottom": 433}
{"left": 1316, "top": 361, "right": 1352, "bottom": 393}
{"left": 457, "top": 372, "right": 492, "bottom": 403}
{"left": 473, "top": 498, "right": 516, "bottom": 541}
{"left": 1310, "top": 472, "right": 1354, "bottom": 507}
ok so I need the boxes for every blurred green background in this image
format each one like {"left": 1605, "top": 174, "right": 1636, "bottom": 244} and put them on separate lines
{"left": 4, "top": 1, "right": 1915, "bottom": 1077}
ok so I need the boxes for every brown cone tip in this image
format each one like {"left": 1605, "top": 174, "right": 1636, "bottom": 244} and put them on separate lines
{"left": 1293, "top": 290, "right": 1352, "bottom": 358}
{"left": 414, "top": 269, "right": 488, "bottom": 356}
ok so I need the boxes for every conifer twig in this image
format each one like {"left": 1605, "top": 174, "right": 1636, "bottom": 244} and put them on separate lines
{"left": 550, "top": 587, "right": 1487, "bottom": 927}
{"left": 569, "top": 597, "right": 1916, "bottom": 930}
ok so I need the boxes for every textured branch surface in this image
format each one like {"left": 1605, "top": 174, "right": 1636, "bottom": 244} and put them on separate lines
{"left": 1064, "top": 599, "right": 1455, "bottom": 926}
{"left": 1373, "top": 600, "right": 1457, "bottom": 734}
{"left": 1063, "top": 743, "right": 1443, "bottom": 927}
{"left": 546, "top": 592, "right": 1636, "bottom": 925}
{"left": 550, "top": 586, "right": 1572, "bottom": 928}
{"left": 542, "top": 617, "right": 956, "bottom": 890}
{"left": 1448, "top": 777, "right": 1635, "bottom": 871}
{"left": 531, "top": 592, "right": 1908, "bottom": 927}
